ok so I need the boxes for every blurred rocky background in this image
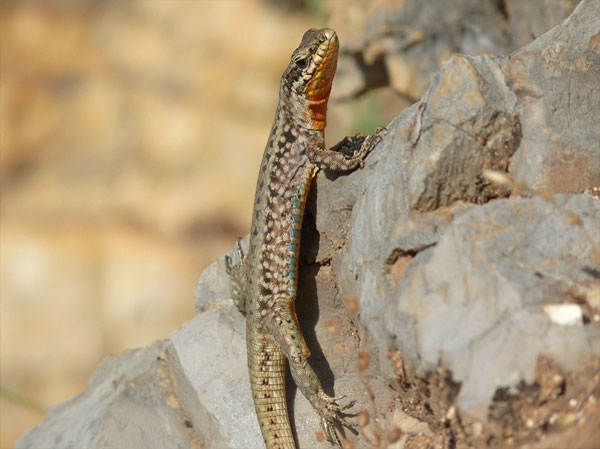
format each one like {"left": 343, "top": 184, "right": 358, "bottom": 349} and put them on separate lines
{"left": 0, "top": 0, "right": 587, "bottom": 448}
{"left": 0, "top": 1, "right": 373, "bottom": 446}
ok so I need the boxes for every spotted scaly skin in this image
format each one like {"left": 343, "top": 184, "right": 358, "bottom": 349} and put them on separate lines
{"left": 226, "top": 28, "right": 381, "bottom": 449}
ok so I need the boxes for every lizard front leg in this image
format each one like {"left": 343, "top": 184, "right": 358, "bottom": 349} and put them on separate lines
{"left": 307, "top": 127, "right": 387, "bottom": 172}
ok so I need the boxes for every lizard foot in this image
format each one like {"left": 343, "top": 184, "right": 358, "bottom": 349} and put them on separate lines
{"left": 329, "top": 126, "right": 388, "bottom": 168}
{"left": 356, "top": 125, "right": 389, "bottom": 166}
{"left": 316, "top": 392, "right": 357, "bottom": 448}
{"left": 225, "top": 238, "right": 245, "bottom": 275}
{"left": 225, "top": 238, "right": 248, "bottom": 315}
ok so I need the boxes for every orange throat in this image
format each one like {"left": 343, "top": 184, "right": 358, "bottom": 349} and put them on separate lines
{"left": 307, "top": 97, "right": 328, "bottom": 130}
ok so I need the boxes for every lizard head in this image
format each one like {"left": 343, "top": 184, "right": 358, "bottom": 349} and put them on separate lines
{"left": 283, "top": 28, "right": 339, "bottom": 129}
{"left": 287, "top": 28, "right": 339, "bottom": 101}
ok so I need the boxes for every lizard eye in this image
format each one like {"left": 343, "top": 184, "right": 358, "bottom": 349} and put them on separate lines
{"left": 293, "top": 56, "right": 309, "bottom": 70}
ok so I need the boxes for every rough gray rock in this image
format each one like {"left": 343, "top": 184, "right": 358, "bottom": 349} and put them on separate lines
{"left": 346, "top": 193, "right": 599, "bottom": 416}
{"left": 506, "top": 7, "right": 600, "bottom": 193}
{"left": 330, "top": 0, "right": 580, "bottom": 99}
{"left": 16, "top": 341, "right": 204, "bottom": 449}
{"left": 17, "top": 1, "right": 600, "bottom": 448}
{"left": 170, "top": 303, "right": 260, "bottom": 449}
{"left": 338, "top": 0, "right": 600, "bottom": 420}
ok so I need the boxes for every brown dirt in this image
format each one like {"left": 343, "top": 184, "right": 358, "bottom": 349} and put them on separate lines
{"left": 393, "top": 355, "right": 600, "bottom": 449}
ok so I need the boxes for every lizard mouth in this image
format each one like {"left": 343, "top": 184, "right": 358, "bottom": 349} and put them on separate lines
{"left": 303, "top": 28, "right": 339, "bottom": 101}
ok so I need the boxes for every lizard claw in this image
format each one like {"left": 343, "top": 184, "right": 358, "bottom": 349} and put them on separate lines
{"left": 328, "top": 395, "right": 356, "bottom": 412}
{"left": 360, "top": 125, "right": 388, "bottom": 156}
{"left": 316, "top": 392, "right": 357, "bottom": 447}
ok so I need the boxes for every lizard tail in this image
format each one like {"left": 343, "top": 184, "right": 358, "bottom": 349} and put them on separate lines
{"left": 248, "top": 330, "right": 296, "bottom": 449}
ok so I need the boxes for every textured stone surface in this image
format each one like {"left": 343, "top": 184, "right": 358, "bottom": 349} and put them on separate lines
{"left": 330, "top": 0, "right": 579, "bottom": 99}
{"left": 16, "top": 341, "right": 203, "bottom": 449}
{"left": 347, "top": 194, "right": 599, "bottom": 415}
{"left": 171, "top": 304, "right": 265, "bottom": 449}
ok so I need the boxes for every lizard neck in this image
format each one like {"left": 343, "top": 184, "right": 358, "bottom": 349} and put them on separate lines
{"left": 280, "top": 85, "right": 327, "bottom": 131}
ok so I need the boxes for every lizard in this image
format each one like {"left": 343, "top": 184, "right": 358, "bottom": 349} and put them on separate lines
{"left": 225, "top": 28, "right": 382, "bottom": 449}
